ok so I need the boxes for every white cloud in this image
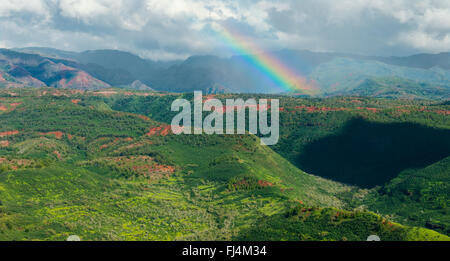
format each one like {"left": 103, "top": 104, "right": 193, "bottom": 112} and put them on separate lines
{"left": 0, "top": 0, "right": 49, "bottom": 17}
{"left": 58, "top": 0, "right": 112, "bottom": 19}
{"left": 398, "top": 31, "right": 450, "bottom": 52}
{"left": 0, "top": 0, "right": 449, "bottom": 59}
{"left": 140, "top": 49, "right": 190, "bottom": 61}
{"left": 422, "top": 8, "right": 450, "bottom": 31}
{"left": 146, "top": 0, "right": 211, "bottom": 20}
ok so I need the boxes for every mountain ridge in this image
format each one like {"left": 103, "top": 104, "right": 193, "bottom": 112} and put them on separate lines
{"left": 3, "top": 47, "right": 450, "bottom": 98}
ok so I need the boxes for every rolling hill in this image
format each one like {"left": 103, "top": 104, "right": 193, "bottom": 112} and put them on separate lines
{"left": 363, "top": 156, "right": 450, "bottom": 235}
{"left": 0, "top": 88, "right": 448, "bottom": 240}
{"left": 9, "top": 48, "right": 450, "bottom": 98}
{"left": 335, "top": 77, "right": 450, "bottom": 100}
{"left": 0, "top": 49, "right": 110, "bottom": 90}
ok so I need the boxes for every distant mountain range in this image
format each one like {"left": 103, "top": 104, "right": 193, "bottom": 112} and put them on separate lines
{"left": 0, "top": 49, "right": 110, "bottom": 90}
{"left": 1, "top": 47, "right": 449, "bottom": 99}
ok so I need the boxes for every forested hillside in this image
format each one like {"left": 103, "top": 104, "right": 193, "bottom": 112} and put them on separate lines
{"left": 0, "top": 88, "right": 448, "bottom": 240}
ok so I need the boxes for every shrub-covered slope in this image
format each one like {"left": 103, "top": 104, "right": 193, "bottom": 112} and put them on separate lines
{"left": 0, "top": 88, "right": 448, "bottom": 241}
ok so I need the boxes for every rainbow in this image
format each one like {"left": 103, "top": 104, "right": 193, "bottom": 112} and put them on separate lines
{"left": 215, "top": 26, "right": 318, "bottom": 95}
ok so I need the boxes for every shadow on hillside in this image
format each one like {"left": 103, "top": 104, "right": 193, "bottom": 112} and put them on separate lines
{"left": 297, "top": 118, "right": 450, "bottom": 188}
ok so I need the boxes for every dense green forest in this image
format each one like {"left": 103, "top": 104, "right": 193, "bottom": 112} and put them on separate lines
{"left": 0, "top": 88, "right": 448, "bottom": 240}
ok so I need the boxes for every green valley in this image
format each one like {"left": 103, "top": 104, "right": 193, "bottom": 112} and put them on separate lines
{"left": 0, "top": 88, "right": 449, "bottom": 241}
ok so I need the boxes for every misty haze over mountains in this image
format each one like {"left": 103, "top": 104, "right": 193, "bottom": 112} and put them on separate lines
{"left": 1, "top": 47, "right": 449, "bottom": 99}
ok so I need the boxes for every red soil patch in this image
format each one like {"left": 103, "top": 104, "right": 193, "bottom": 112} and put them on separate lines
{"left": 103, "top": 156, "right": 175, "bottom": 179}
{"left": 0, "top": 140, "right": 9, "bottom": 147}
{"left": 99, "top": 144, "right": 110, "bottom": 150}
{"left": 0, "top": 102, "right": 22, "bottom": 112}
{"left": 99, "top": 138, "right": 119, "bottom": 150}
{"left": 53, "top": 150, "right": 63, "bottom": 160}
{"left": 99, "top": 137, "right": 132, "bottom": 150}
{"left": 435, "top": 110, "right": 450, "bottom": 115}
{"left": 39, "top": 131, "right": 64, "bottom": 139}
{"left": 67, "top": 134, "right": 73, "bottom": 140}
{"left": 7, "top": 102, "right": 23, "bottom": 112}
{"left": 146, "top": 126, "right": 161, "bottom": 136}
{"left": 257, "top": 180, "right": 273, "bottom": 187}
{"left": 0, "top": 130, "right": 19, "bottom": 137}
{"left": 0, "top": 158, "right": 34, "bottom": 169}
{"left": 146, "top": 125, "right": 172, "bottom": 137}
{"left": 151, "top": 164, "right": 175, "bottom": 173}
{"left": 0, "top": 73, "right": 5, "bottom": 82}
{"left": 10, "top": 102, "right": 22, "bottom": 108}
{"left": 71, "top": 99, "right": 81, "bottom": 104}
{"left": 160, "top": 126, "right": 171, "bottom": 136}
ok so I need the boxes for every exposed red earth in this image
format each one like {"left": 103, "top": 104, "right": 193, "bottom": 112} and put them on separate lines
{"left": 436, "top": 110, "right": 450, "bottom": 115}
{"left": 100, "top": 138, "right": 120, "bottom": 150}
{"left": 257, "top": 180, "right": 274, "bottom": 187}
{"left": 53, "top": 150, "right": 63, "bottom": 160}
{"left": 0, "top": 158, "right": 34, "bottom": 170}
{"left": 99, "top": 137, "right": 133, "bottom": 150}
{"left": 39, "top": 131, "right": 64, "bottom": 139}
{"left": 146, "top": 125, "right": 171, "bottom": 137}
{"left": 0, "top": 130, "right": 19, "bottom": 137}
{"left": 106, "top": 156, "right": 176, "bottom": 178}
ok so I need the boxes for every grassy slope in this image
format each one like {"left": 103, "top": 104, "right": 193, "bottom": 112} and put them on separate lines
{"left": 363, "top": 156, "right": 450, "bottom": 235}
{"left": 107, "top": 93, "right": 450, "bottom": 187}
{"left": 101, "top": 90, "right": 450, "bottom": 237}
{"left": 338, "top": 77, "right": 450, "bottom": 100}
{"left": 0, "top": 90, "right": 347, "bottom": 240}
{"left": 236, "top": 205, "right": 448, "bottom": 241}
{"left": 0, "top": 89, "right": 448, "bottom": 241}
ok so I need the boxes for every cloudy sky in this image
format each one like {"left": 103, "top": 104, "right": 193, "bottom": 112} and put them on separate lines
{"left": 0, "top": 0, "right": 449, "bottom": 60}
